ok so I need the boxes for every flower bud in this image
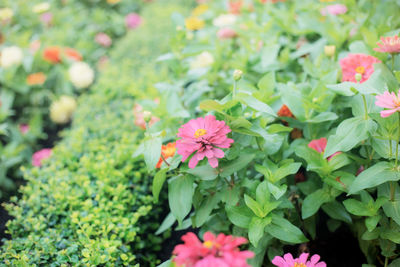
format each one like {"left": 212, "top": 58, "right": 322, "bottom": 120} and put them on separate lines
{"left": 355, "top": 73, "right": 362, "bottom": 83}
{"left": 324, "top": 45, "right": 336, "bottom": 57}
{"left": 233, "top": 69, "right": 243, "bottom": 81}
{"left": 143, "top": 111, "right": 152, "bottom": 123}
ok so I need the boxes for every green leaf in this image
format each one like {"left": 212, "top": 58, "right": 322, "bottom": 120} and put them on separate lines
{"left": 199, "top": 99, "right": 225, "bottom": 113}
{"left": 219, "top": 154, "right": 255, "bottom": 177}
{"left": 348, "top": 162, "right": 400, "bottom": 194}
{"left": 143, "top": 137, "right": 162, "bottom": 171}
{"left": 378, "top": 183, "right": 400, "bottom": 225}
{"left": 238, "top": 93, "right": 276, "bottom": 117}
{"left": 156, "top": 213, "right": 176, "bottom": 235}
{"left": 257, "top": 72, "right": 275, "bottom": 92}
{"left": 194, "top": 194, "right": 220, "bottom": 227}
{"left": 266, "top": 214, "right": 308, "bottom": 244}
{"left": 324, "top": 117, "right": 377, "bottom": 158}
{"left": 226, "top": 205, "right": 253, "bottom": 228}
{"left": 365, "top": 215, "right": 381, "bottom": 232}
{"left": 322, "top": 201, "right": 352, "bottom": 224}
{"left": 249, "top": 216, "right": 271, "bottom": 247}
{"left": 343, "top": 199, "right": 375, "bottom": 217}
{"left": 267, "top": 182, "right": 287, "bottom": 200}
{"left": 270, "top": 162, "right": 301, "bottom": 183}
{"left": 185, "top": 164, "right": 218, "bottom": 180}
{"left": 157, "top": 260, "right": 172, "bottom": 267}
{"left": 306, "top": 112, "right": 338, "bottom": 123}
{"left": 153, "top": 169, "right": 168, "bottom": 203}
{"left": 244, "top": 194, "right": 265, "bottom": 218}
{"left": 168, "top": 175, "right": 194, "bottom": 225}
{"left": 302, "top": 189, "right": 333, "bottom": 219}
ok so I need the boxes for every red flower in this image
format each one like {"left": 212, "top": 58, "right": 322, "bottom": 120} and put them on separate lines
{"left": 374, "top": 35, "right": 400, "bottom": 54}
{"left": 308, "top": 137, "right": 341, "bottom": 160}
{"left": 339, "top": 53, "right": 381, "bottom": 83}
{"left": 173, "top": 232, "right": 254, "bottom": 267}
{"left": 277, "top": 104, "right": 294, "bottom": 118}
{"left": 64, "top": 47, "right": 82, "bottom": 61}
{"left": 43, "top": 46, "right": 61, "bottom": 63}
{"left": 156, "top": 142, "right": 176, "bottom": 168}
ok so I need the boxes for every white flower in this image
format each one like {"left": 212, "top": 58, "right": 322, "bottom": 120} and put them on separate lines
{"left": 50, "top": 96, "right": 77, "bottom": 124}
{"left": 190, "top": 51, "right": 214, "bottom": 69}
{"left": 0, "top": 46, "right": 23, "bottom": 68}
{"left": 0, "top": 8, "right": 13, "bottom": 20}
{"left": 33, "top": 2, "right": 50, "bottom": 13}
{"left": 68, "top": 62, "right": 94, "bottom": 89}
{"left": 213, "top": 14, "right": 236, "bottom": 27}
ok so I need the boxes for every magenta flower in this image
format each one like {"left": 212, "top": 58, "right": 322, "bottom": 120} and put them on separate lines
{"left": 308, "top": 137, "right": 341, "bottom": 160}
{"left": 217, "top": 27, "right": 238, "bottom": 39}
{"left": 272, "top": 253, "right": 326, "bottom": 267}
{"left": 374, "top": 35, "right": 400, "bottom": 54}
{"left": 95, "top": 33, "right": 112, "bottom": 47}
{"left": 320, "top": 4, "right": 347, "bottom": 16}
{"left": 176, "top": 115, "right": 234, "bottom": 169}
{"left": 125, "top": 13, "right": 142, "bottom": 29}
{"left": 339, "top": 53, "right": 381, "bottom": 83}
{"left": 40, "top": 12, "right": 52, "bottom": 26}
{"left": 173, "top": 232, "right": 254, "bottom": 267}
{"left": 19, "top": 124, "right": 29, "bottom": 134}
{"left": 375, "top": 90, "right": 400, "bottom": 118}
{"left": 32, "top": 148, "right": 52, "bottom": 167}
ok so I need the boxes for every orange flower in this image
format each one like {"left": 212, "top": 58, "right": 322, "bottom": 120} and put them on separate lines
{"left": 43, "top": 46, "right": 61, "bottom": 63}
{"left": 27, "top": 72, "right": 46, "bottom": 85}
{"left": 64, "top": 47, "right": 82, "bottom": 61}
{"left": 277, "top": 104, "right": 294, "bottom": 118}
{"left": 229, "top": 1, "right": 242, "bottom": 14}
{"left": 156, "top": 142, "right": 176, "bottom": 168}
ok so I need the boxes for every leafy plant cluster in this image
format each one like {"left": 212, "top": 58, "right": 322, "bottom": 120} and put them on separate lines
{"left": 0, "top": 0, "right": 145, "bottom": 199}
{"left": 130, "top": 0, "right": 400, "bottom": 266}
{"left": 0, "top": 0, "right": 191, "bottom": 266}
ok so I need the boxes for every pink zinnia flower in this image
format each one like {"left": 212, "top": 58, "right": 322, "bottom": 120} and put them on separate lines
{"left": 374, "top": 35, "right": 400, "bottom": 54}
{"left": 32, "top": 148, "right": 52, "bottom": 167}
{"left": 176, "top": 115, "right": 234, "bottom": 169}
{"left": 272, "top": 253, "right": 326, "bottom": 267}
{"left": 125, "top": 13, "right": 142, "bottom": 29}
{"left": 339, "top": 53, "right": 381, "bottom": 83}
{"left": 375, "top": 89, "right": 400, "bottom": 118}
{"left": 19, "top": 124, "right": 29, "bottom": 134}
{"left": 40, "top": 12, "right": 52, "bottom": 26}
{"left": 173, "top": 232, "right": 254, "bottom": 267}
{"left": 217, "top": 27, "right": 238, "bottom": 39}
{"left": 95, "top": 33, "right": 112, "bottom": 47}
{"left": 320, "top": 4, "right": 347, "bottom": 16}
{"left": 308, "top": 137, "right": 341, "bottom": 160}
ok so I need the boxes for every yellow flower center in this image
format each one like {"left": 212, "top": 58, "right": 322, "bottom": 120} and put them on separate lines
{"left": 194, "top": 128, "right": 207, "bottom": 138}
{"left": 294, "top": 263, "right": 307, "bottom": 267}
{"left": 355, "top": 66, "right": 365, "bottom": 74}
{"left": 203, "top": 240, "right": 213, "bottom": 249}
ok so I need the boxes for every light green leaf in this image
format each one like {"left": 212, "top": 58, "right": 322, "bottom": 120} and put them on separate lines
{"left": 266, "top": 214, "right": 309, "bottom": 244}
{"left": 153, "top": 169, "right": 168, "bottom": 203}
{"left": 185, "top": 164, "right": 218, "bottom": 180}
{"left": 168, "top": 175, "right": 194, "bottom": 224}
{"left": 302, "top": 189, "right": 333, "bottom": 219}
{"left": 144, "top": 137, "right": 162, "bottom": 171}
{"left": 226, "top": 205, "right": 253, "bottom": 228}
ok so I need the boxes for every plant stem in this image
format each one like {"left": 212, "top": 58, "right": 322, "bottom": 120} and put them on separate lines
{"left": 362, "top": 94, "right": 369, "bottom": 120}
{"left": 161, "top": 154, "right": 170, "bottom": 167}
{"left": 233, "top": 80, "right": 237, "bottom": 98}
{"left": 390, "top": 181, "right": 395, "bottom": 202}
{"left": 396, "top": 112, "right": 400, "bottom": 169}
{"left": 392, "top": 54, "right": 395, "bottom": 71}
{"left": 384, "top": 256, "right": 388, "bottom": 267}
{"left": 389, "top": 139, "right": 393, "bottom": 158}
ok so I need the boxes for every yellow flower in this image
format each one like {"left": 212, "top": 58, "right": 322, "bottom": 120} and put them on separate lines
{"left": 192, "top": 4, "right": 208, "bottom": 16}
{"left": 185, "top": 17, "right": 205, "bottom": 31}
{"left": 33, "top": 2, "right": 50, "bottom": 14}
{"left": 50, "top": 96, "right": 77, "bottom": 124}
{"left": 0, "top": 8, "right": 13, "bottom": 20}
{"left": 107, "top": 0, "right": 121, "bottom": 4}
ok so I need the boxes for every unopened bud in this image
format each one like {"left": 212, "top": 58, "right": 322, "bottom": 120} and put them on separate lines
{"left": 355, "top": 73, "right": 362, "bottom": 83}
{"left": 233, "top": 69, "right": 243, "bottom": 81}
{"left": 143, "top": 111, "right": 152, "bottom": 123}
{"left": 324, "top": 45, "right": 336, "bottom": 57}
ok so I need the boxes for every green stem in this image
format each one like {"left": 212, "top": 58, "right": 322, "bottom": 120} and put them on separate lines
{"left": 233, "top": 80, "right": 237, "bottom": 98}
{"left": 392, "top": 54, "right": 395, "bottom": 71}
{"left": 362, "top": 94, "right": 369, "bottom": 120}
{"left": 384, "top": 256, "right": 388, "bottom": 267}
{"left": 396, "top": 112, "right": 400, "bottom": 169}
{"left": 390, "top": 181, "right": 395, "bottom": 202}
{"left": 390, "top": 139, "right": 393, "bottom": 158}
